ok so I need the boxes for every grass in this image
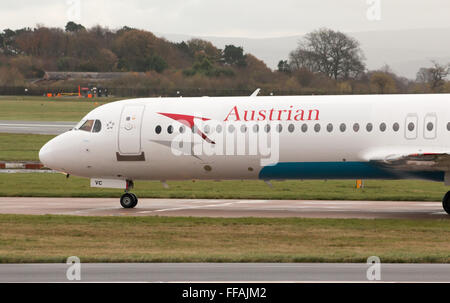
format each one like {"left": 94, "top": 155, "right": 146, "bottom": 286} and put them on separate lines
{"left": 0, "top": 173, "right": 447, "bottom": 201}
{"left": 0, "top": 214, "right": 448, "bottom": 263}
{"left": 0, "top": 96, "right": 123, "bottom": 121}
{"left": 0, "top": 133, "right": 55, "bottom": 161}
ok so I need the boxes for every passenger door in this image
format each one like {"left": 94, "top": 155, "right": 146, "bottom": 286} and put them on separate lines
{"left": 118, "top": 105, "right": 145, "bottom": 154}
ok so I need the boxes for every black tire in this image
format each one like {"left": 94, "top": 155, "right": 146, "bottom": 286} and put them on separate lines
{"left": 130, "top": 193, "right": 138, "bottom": 204}
{"left": 120, "top": 193, "right": 137, "bottom": 208}
{"left": 443, "top": 191, "right": 450, "bottom": 215}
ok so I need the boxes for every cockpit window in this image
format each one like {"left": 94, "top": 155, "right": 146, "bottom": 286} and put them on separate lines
{"left": 79, "top": 120, "right": 95, "bottom": 132}
{"left": 92, "top": 120, "right": 102, "bottom": 133}
{"left": 76, "top": 119, "right": 102, "bottom": 132}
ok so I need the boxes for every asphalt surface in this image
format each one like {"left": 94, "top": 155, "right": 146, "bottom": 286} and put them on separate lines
{"left": 0, "top": 120, "right": 75, "bottom": 135}
{"left": 0, "top": 263, "right": 449, "bottom": 282}
{"left": 0, "top": 197, "right": 448, "bottom": 219}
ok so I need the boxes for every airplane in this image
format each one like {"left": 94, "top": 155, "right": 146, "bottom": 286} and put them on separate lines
{"left": 39, "top": 92, "right": 450, "bottom": 214}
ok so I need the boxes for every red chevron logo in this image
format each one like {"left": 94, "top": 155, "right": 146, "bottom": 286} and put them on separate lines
{"left": 158, "top": 113, "right": 215, "bottom": 144}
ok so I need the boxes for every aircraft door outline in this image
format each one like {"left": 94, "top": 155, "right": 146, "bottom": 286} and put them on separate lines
{"left": 118, "top": 105, "right": 145, "bottom": 155}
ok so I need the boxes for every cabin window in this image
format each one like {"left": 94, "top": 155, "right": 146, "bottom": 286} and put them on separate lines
{"left": 276, "top": 124, "right": 282, "bottom": 133}
{"left": 301, "top": 124, "right": 308, "bottom": 133}
{"left": 393, "top": 123, "right": 399, "bottom": 132}
{"left": 314, "top": 123, "right": 321, "bottom": 133}
{"left": 340, "top": 123, "right": 346, "bottom": 132}
{"left": 353, "top": 123, "right": 360, "bottom": 132}
{"left": 380, "top": 123, "right": 386, "bottom": 132}
{"left": 264, "top": 124, "right": 271, "bottom": 133}
{"left": 288, "top": 124, "right": 295, "bottom": 133}
{"left": 447, "top": 122, "right": 450, "bottom": 131}
{"left": 228, "top": 125, "right": 235, "bottom": 133}
{"left": 92, "top": 120, "right": 102, "bottom": 133}
{"left": 327, "top": 123, "right": 333, "bottom": 132}
{"left": 155, "top": 125, "right": 162, "bottom": 134}
{"left": 240, "top": 125, "right": 247, "bottom": 133}
{"left": 79, "top": 119, "right": 95, "bottom": 132}
{"left": 427, "top": 122, "right": 434, "bottom": 131}
{"left": 167, "top": 125, "right": 173, "bottom": 134}
{"left": 216, "top": 125, "right": 222, "bottom": 133}
{"left": 408, "top": 122, "right": 415, "bottom": 131}
{"left": 204, "top": 125, "right": 210, "bottom": 134}
{"left": 253, "top": 124, "right": 259, "bottom": 133}
{"left": 179, "top": 126, "right": 185, "bottom": 133}
{"left": 366, "top": 123, "right": 373, "bottom": 132}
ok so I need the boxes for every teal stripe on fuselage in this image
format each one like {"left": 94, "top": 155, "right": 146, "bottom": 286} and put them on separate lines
{"left": 258, "top": 161, "right": 444, "bottom": 182}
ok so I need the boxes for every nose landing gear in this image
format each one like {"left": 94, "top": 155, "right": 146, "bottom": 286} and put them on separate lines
{"left": 120, "top": 193, "right": 138, "bottom": 208}
{"left": 442, "top": 191, "right": 450, "bottom": 215}
{"left": 120, "top": 180, "right": 138, "bottom": 208}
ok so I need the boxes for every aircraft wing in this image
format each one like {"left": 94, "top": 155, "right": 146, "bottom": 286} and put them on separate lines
{"left": 370, "top": 152, "right": 450, "bottom": 172}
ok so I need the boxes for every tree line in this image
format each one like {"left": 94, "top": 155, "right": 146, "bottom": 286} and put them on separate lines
{"left": 0, "top": 23, "right": 448, "bottom": 95}
{"left": 281, "top": 28, "right": 449, "bottom": 94}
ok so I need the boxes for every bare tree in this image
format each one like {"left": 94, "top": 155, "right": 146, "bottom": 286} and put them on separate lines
{"left": 429, "top": 61, "right": 449, "bottom": 90}
{"left": 416, "top": 61, "right": 449, "bottom": 91}
{"left": 289, "top": 28, "right": 365, "bottom": 80}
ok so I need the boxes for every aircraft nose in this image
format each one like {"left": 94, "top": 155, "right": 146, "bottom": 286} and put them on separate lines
{"left": 39, "top": 140, "right": 54, "bottom": 169}
{"left": 39, "top": 132, "right": 79, "bottom": 173}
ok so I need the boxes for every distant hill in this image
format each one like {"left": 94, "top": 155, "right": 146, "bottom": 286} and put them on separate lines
{"left": 159, "top": 28, "right": 450, "bottom": 79}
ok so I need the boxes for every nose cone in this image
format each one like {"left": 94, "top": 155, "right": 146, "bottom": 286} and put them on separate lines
{"left": 39, "top": 131, "right": 92, "bottom": 177}
{"left": 39, "top": 140, "right": 54, "bottom": 169}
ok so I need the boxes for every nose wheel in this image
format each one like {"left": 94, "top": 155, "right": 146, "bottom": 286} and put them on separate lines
{"left": 120, "top": 193, "right": 138, "bottom": 208}
{"left": 443, "top": 191, "right": 450, "bottom": 215}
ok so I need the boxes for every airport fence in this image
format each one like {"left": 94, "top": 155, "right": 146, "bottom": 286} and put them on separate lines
{"left": 0, "top": 86, "right": 340, "bottom": 98}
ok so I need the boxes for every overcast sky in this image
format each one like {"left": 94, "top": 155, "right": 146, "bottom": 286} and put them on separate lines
{"left": 1, "top": 0, "right": 449, "bottom": 38}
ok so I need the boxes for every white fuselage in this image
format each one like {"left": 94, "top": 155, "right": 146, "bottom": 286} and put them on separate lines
{"left": 39, "top": 94, "right": 450, "bottom": 183}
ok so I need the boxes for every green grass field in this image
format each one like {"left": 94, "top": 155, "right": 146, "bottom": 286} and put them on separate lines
{"left": 0, "top": 214, "right": 448, "bottom": 263}
{"left": 0, "top": 133, "right": 54, "bottom": 161}
{"left": 0, "top": 173, "right": 447, "bottom": 201}
{"left": 0, "top": 96, "right": 122, "bottom": 121}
